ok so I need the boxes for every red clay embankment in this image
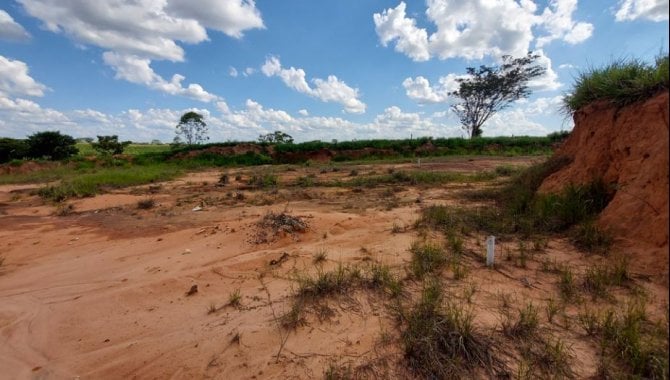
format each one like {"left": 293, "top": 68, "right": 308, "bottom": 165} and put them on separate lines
{"left": 540, "top": 91, "right": 669, "bottom": 277}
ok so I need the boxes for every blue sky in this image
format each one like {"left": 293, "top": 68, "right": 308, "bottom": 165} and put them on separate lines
{"left": 0, "top": 0, "right": 667, "bottom": 143}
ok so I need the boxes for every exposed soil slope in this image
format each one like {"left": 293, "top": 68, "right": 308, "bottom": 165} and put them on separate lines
{"left": 540, "top": 91, "right": 669, "bottom": 276}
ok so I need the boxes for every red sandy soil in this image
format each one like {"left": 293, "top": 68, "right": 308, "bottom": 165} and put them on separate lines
{"left": 0, "top": 156, "right": 667, "bottom": 379}
{"left": 540, "top": 91, "right": 669, "bottom": 279}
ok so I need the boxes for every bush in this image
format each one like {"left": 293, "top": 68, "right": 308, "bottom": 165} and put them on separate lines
{"left": 26, "top": 131, "right": 78, "bottom": 160}
{"left": 0, "top": 138, "right": 29, "bottom": 163}
{"left": 91, "top": 135, "right": 131, "bottom": 155}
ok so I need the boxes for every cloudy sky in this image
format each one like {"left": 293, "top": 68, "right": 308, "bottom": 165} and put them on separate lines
{"left": 0, "top": 0, "right": 668, "bottom": 143}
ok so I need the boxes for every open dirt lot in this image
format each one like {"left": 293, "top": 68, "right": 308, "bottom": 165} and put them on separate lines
{"left": 0, "top": 156, "right": 667, "bottom": 379}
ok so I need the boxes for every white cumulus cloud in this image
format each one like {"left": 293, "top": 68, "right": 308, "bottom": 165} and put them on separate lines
{"left": 614, "top": 0, "right": 669, "bottom": 21}
{"left": 373, "top": 0, "right": 593, "bottom": 62}
{"left": 17, "top": 0, "right": 265, "bottom": 102}
{"left": 0, "top": 10, "right": 30, "bottom": 41}
{"left": 0, "top": 55, "right": 47, "bottom": 97}
{"left": 402, "top": 74, "right": 467, "bottom": 104}
{"left": 261, "top": 56, "right": 366, "bottom": 114}
{"left": 536, "top": 0, "right": 594, "bottom": 47}
{"left": 102, "top": 52, "right": 219, "bottom": 103}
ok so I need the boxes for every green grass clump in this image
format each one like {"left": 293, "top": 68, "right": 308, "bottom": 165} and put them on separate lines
{"left": 401, "top": 279, "right": 502, "bottom": 378}
{"left": 366, "top": 263, "right": 403, "bottom": 298}
{"left": 571, "top": 221, "right": 612, "bottom": 254}
{"left": 228, "top": 289, "right": 242, "bottom": 308}
{"left": 37, "top": 164, "right": 181, "bottom": 201}
{"left": 564, "top": 55, "right": 669, "bottom": 112}
{"left": 599, "top": 302, "right": 669, "bottom": 379}
{"left": 558, "top": 265, "right": 578, "bottom": 301}
{"left": 502, "top": 302, "right": 540, "bottom": 338}
{"left": 582, "top": 256, "right": 630, "bottom": 299}
{"left": 410, "top": 241, "right": 448, "bottom": 278}
{"left": 247, "top": 173, "right": 278, "bottom": 189}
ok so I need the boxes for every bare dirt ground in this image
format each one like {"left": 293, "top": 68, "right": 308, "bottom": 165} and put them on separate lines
{"left": 0, "top": 156, "right": 667, "bottom": 379}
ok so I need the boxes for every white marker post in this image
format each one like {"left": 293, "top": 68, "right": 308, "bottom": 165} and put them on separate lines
{"left": 486, "top": 235, "right": 495, "bottom": 267}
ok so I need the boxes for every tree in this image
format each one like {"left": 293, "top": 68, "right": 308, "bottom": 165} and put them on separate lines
{"left": 175, "top": 111, "right": 208, "bottom": 145}
{"left": 26, "top": 131, "right": 78, "bottom": 160}
{"left": 449, "top": 53, "right": 546, "bottom": 138}
{"left": 258, "top": 131, "right": 294, "bottom": 144}
{"left": 91, "top": 135, "right": 131, "bottom": 155}
{"left": 0, "top": 138, "right": 28, "bottom": 163}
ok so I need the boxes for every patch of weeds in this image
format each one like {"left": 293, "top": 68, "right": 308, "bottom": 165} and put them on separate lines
{"left": 228, "top": 289, "right": 242, "bottom": 308}
{"left": 366, "top": 263, "right": 403, "bottom": 298}
{"left": 530, "top": 337, "right": 574, "bottom": 379}
{"left": 534, "top": 180, "right": 613, "bottom": 232}
{"left": 577, "top": 308, "right": 602, "bottom": 336}
{"left": 447, "top": 234, "right": 464, "bottom": 255}
{"left": 599, "top": 301, "right": 669, "bottom": 379}
{"left": 218, "top": 173, "right": 229, "bottom": 185}
{"left": 582, "top": 256, "right": 630, "bottom": 299}
{"left": 557, "top": 264, "right": 577, "bottom": 301}
{"left": 391, "top": 221, "right": 404, "bottom": 234}
{"left": 349, "top": 169, "right": 359, "bottom": 176}
{"left": 295, "top": 264, "right": 359, "bottom": 300}
{"left": 494, "top": 165, "right": 519, "bottom": 176}
{"left": 415, "top": 205, "right": 460, "bottom": 232}
{"left": 452, "top": 260, "right": 469, "bottom": 281}
{"left": 545, "top": 298, "right": 562, "bottom": 323}
{"left": 207, "top": 302, "right": 218, "bottom": 314}
{"left": 296, "top": 174, "right": 317, "bottom": 187}
{"left": 502, "top": 302, "right": 540, "bottom": 339}
{"left": 324, "top": 361, "right": 353, "bottom": 380}
{"left": 516, "top": 241, "right": 530, "bottom": 268}
{"left": 312, "top": 249, "right": 328, "bottom": 264}
{"left": 55, "top": 203, "right": 75, "bottom": 216}
{"left": 410, "top": 240, "right": 448, "bottom": 279}
{"left": 248, "top": 173, "right": 278, "bottom": 189}
{"left": 280, "top": 300, "right": 305, "bottom": 329}
{"left": 401, "top": 278, "right": 504, "bottom": 378}
{"left": 571, "top": 221, "right": 612, "bottom": 254}
{"left": 137, "top": 198, "right": 156, "bottom": 210}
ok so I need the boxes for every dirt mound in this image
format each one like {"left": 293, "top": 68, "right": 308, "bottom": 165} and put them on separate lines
{"left": 174, "top": 143, "right": 267, "bottom": 159}
{"left": 0, "top": 160, "right": 63, "bottom": 175}
{"left": 539, "top": 91, "right": 669, "bottom": 275}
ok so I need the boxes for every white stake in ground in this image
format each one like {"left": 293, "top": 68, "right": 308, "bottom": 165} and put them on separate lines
{"left": 486, "top": 235, "right": 495, "bottom": 267}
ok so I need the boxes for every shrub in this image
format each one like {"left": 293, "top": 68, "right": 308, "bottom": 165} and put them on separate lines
{"left": 0, "top": 138, "right": 29, "bottom": 163}
{"left": 26, "top": 131, "right": 78, "bottom": 160}
{"left": 91, "top": 135, "right": 131, "bottom": 155}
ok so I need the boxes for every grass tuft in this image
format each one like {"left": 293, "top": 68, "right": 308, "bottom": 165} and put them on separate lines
{"left": 502, "top": 302, "right": 540, "bottom": 338}
{"left": 410, "top": 241, "right": 448, "bottom": 279}
{"left": 401, "top": 278, "right": 503, "bottom": 378}
{"left": 563, "top": 54, "right": 669, "bottom": 112}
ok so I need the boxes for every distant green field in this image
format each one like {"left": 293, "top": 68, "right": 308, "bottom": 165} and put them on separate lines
{"left": 76, "top": 143, "right": 170, "bottom": 156}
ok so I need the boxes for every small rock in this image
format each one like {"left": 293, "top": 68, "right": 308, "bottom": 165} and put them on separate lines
{"left": 183, "top": 249, "right": 192, "bottom": 255}
{"left": 192, "top": 206, "right": 203, "bottom": 212}
{"left": 186, "top": 284, "right": 198, "bottom": 296}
